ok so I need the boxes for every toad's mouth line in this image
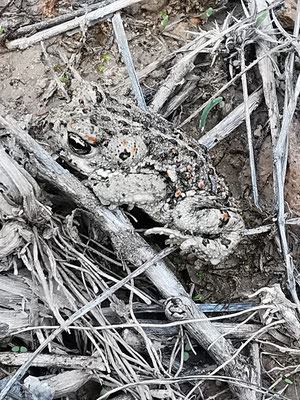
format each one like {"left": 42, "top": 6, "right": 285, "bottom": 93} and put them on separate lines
{"left": 58, "top": 157, "right": 89, "bottom": 180}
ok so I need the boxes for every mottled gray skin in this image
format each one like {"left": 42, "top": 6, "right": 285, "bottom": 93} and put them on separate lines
{"left": 31, "top": 82, "right": 244, "bottom": 265}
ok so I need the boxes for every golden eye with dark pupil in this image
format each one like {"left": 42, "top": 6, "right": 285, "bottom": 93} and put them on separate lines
{"left": 68, "top": 133, "right": 92, "bottom": 155}
{"left": 119, "top": 150, "right": 131, "bottom": 161}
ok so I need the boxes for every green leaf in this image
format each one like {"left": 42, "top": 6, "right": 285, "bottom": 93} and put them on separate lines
{"left": 98, "top": 65, "right": 104, "bottom": 72}
{"left": 20, "top": 346, "right": 28, "bottom": 353}
{"left": 200, "top": 97, "right": 223, "bottom": 132}
{"left": 284, "top": 378, "right": 293, "bottom": 385}
{"left": 256, "top": 11, "right": 267, "bottom": 28}
{"left": 183, "top": 351, "right": 189, "bottom": 361}
{"left": 159, "top": 11, "right": 168, "bottom": 30}
{"left": 102, "top": 55, "right": 111, "bottom": 61}
{"left": 161, "top": 16, "right": 168, "bottom": 29}
{"left": 193, "top": 294, "right": 201, "bottom": 301}
{"left": 0, "top": 27, "right": 4, "bottom": 35}
{"left": 206, "top": 8, "right": 213, "bottom": 17}
{"left": 60, "top": 76, "right": 67, "bottom": 83}
{"left": 185, "top": 343, "right": 191, "bottom": 351}
{"left": 12, "top": 346, "right": 20, "bottom": 352}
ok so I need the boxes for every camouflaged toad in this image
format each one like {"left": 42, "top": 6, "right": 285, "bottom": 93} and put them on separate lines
{"left": 32, "top": 81, "right": 244, "bottom": 265}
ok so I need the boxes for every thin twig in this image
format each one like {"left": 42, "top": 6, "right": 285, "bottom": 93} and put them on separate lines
{"left": 240, "top": 45, "right": 260, "bottom": 209}
{"left": 112, "top": 12, "right": 147, "bottom": 111}
{"left": 9, "top": 304, "right": 272, "bottom": 335}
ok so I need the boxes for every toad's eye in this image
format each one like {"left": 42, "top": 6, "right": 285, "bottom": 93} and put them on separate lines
{"left": 68, "top": 133, "right": 92, "bottom": 155}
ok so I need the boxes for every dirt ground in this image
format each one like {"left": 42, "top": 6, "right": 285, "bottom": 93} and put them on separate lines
{"left": 1, "top": 0, "right": 300, "bottom": 398}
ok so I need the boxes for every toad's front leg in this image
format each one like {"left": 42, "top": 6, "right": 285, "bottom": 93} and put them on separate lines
{"left": 172, "top": 197, "right": 245, "bottom": 265}
{"left": 88, "top": 171, "right": 167, "bottom": 212}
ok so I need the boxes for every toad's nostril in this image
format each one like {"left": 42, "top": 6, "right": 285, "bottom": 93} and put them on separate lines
{"left": 119, "top": 150, "right": 131, "bottom": 161}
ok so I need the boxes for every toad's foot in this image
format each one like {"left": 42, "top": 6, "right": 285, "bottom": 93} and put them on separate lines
{"left": 147, "top": 197, "right": 245, "bottom": 265}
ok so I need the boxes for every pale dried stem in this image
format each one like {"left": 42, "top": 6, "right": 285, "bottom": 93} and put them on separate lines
{"left": 12, "top": 320, "right": 264, "bottom": 340}
{"left": 0, "top": 352, "right": 106, "bottom": 370}
{"left": 250, "top": 284, "right": 300, "bottom": 340}
{"left": 240, "top": 45, "right": 260, "bottom": 209}
{"left": 12, "top": 304, "right": 274, "bottom": 333}
{"left": 112, "top": 12, "right": 147, "bottom": 111}
{"left": 149, "top": 59, "right": 195, "bottom": 114}
{"left": 257, "top": 339, "right": 300, "bottom": 355}
{"left": 6, "top": 0, "right": 143, "bottom": 50}
{"left": 163, "top": 79, "right": 199, "bottom": 118}
{"left": 251, "top": 0, "right": 280, "bottom": 146}
{"left": 8, "top": 0, "right": 117, "bottom": 39}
